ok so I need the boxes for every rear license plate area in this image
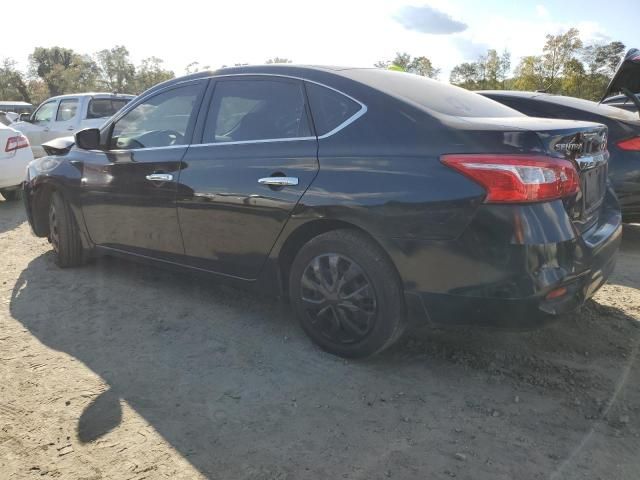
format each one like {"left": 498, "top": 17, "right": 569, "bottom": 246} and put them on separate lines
{"left": 582, "top": 164, "right": 606, "bottom": 213}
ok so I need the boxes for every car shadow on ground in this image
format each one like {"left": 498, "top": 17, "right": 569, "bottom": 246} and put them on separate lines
{"left": 9, "top": 251, "right": 640, "bottom": 479}
{"left": 0, "top": 199, "right": 26, "bottom": 234}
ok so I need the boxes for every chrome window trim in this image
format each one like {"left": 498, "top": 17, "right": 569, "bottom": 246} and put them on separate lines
{"left": 106, "top": 144, "right": 189, "bottom": 153}
{"left": 190, "top": 136, "right": 317, "bottom": 148}
{"left": 104, "top": 73, "right": 367, "bottom": 152}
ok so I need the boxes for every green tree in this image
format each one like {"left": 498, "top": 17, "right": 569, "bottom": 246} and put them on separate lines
{"left": 375, "top": 52, "right": 439, "bottom": 78}
{"left": 96, "top": 45, "right": 136, "bottom": 93}
{"left": 408, "top": 56, "right": 440, "bottom": 79}
{"left": 540, "top": 28, "right": 583, "bottom": 91}
{"left": 450, "top": 62, "right": 481, "bottom": 89}
{"left": 560, "top": 58, "right": 587, "bottom": 98}
{"left": 582, "top": 41, "right": 626, "bottom": 76}
{"left": 134, "top": 57, "right": 174, "bottom": 92}
{"left": 29, "top": 47, "right": 98, "bottom": 96}
{"left": 449, "top": 49, "right": 511, "bottom": 89}
{"left": 0, "top": 59, "right": 31, "bottom": 103}
{"left": 513, "top": 55, "right": 546, "bottom": 91}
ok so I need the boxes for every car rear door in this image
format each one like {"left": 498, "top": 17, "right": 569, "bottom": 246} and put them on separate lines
{"left": 176, "top": 76, "right": 318, "bottom": 279}
{"left": 79, "top": 79, "right": 207, "bottom": 261}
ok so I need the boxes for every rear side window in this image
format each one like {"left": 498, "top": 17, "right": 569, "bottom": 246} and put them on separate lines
{"left": 87, "top": 98, "right": 131, "bottom": 119}
{"left": 203, "top": 79, "right": 311, "bottom": 143}
{"left": 56, "top": 99, "right": 78, "bottom": 121}
{"left": 306, "top": 83, "right": 361, "bottom": 136}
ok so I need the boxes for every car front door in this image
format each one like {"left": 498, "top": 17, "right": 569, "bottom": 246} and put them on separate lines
{"left": 177, "top": 76, "right": 319, "bottom": 279}
{"left": 24, "top": 99, "right": 58, "bottom": 155}
{"left": 79, "top": 80, "right": 207, "bottom": 261}
{"left": 49, "top": 97, "right": 80, "bottom": 139}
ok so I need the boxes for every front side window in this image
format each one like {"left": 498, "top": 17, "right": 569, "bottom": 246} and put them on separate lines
{"left": 203, "top": 79, "right": 311, "bottom": 143}
{"left": 33, "top": 100, "right": 57, "bottom": 124}
{"left": 56, "top": 99, "right": 79, "bottom": 122}
{"left": 110, "top": 83, "right": 201, "bottom": 150}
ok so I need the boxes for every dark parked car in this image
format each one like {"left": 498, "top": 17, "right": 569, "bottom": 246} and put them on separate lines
{"left": 601, "top": 47, "right": 640, "bottom": 113}
{"left": 479, "top": 91, "right": 640, "bottom": 222}
{"left": 601, "top": 93, "right": 640, "bottom": 112}
{"left": 23, "top": 66, "right": 621, "bottom": 358}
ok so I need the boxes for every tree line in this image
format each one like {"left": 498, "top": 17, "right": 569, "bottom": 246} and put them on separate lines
{"left": 0, "top": 30, "right": 627, "bottom": 106}
{"left": 378, "top": 29, "right": 626, "bottom": 101}
{"left": 0, "top": 45, "right": 295, "bottom": 105}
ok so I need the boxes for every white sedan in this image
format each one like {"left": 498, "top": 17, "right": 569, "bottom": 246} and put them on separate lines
{"left": 0, "top": 123, "right": 33, "bottom": 201}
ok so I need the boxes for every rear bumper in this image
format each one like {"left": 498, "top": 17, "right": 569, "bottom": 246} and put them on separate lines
{"left": 0, "top": 150, "right": 31, "bottom": 189}
{"left": 391, "top": 190, "right": 622, "bottom": 328}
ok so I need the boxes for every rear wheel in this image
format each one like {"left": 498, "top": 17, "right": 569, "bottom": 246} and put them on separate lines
{"left": 289, "top": 229, "right": 406, "bottom": 358}
{"left": 49, "top": 192, "right": 85, "bottom": 268}
{"left": 1, "top": 189, "right": 22, "bottom": 201}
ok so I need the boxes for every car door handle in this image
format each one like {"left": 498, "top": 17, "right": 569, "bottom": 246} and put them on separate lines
{"left": 146, "top": 173, "right": 173, "bottom": 182}
{"left": 258, "top": 176, "right": 299, "bottom": 186}
{"left": 67, "top": 127, "right": 74, "bottom": 131}
{"left": 43, "top": 127, "right": 49, "bottom": 132}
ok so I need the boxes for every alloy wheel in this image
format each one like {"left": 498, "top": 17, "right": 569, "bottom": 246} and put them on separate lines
{"left": 299, "top": 253, "right": 377, "bottom": 344}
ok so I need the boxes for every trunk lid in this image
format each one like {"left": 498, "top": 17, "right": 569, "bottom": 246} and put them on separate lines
{"left": 535, "top": 123, "right": 609, "bottom": 231}
{"left": 602, "top": 48, "right": 640, "bottom": 102}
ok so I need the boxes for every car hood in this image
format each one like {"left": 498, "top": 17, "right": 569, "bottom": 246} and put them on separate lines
{"left": 42, "top": 136, "right": 75, "bottom": 156}
{"left": 602, "top": 48, "right": 640, "bottom": 101}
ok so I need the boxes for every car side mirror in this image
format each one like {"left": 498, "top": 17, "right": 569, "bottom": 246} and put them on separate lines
{"left": 19, "top": 112, "right": 32, "bottom": 122}
{"left": 75, "top": 128, "right": 101, "bottom": 150}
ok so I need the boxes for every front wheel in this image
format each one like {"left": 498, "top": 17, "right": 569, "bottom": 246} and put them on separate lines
{"left": 289, "top": 229, "right": 406, "bottom": 358}
{"left": 1, "top": 189, "right": 22, "bottom": 201}
{"left": 49, "top": 192, "right": 85, "bottom": 268}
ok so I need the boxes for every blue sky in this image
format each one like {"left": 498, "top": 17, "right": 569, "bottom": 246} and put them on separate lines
{"left": 5, "top": 0, "right": 638, "bottom": 81}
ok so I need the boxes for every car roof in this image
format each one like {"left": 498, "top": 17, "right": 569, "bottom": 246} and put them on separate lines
{"left": 0, "top": 101, "right": 33, "bottom": 106}
{"left": 46, "top": 92, "right": 136, "bottom": 101}
{"left": 142, "top": 65, "right": 384, "bottom": 95}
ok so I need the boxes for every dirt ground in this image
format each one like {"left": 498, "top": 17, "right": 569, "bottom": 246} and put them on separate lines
{"left": 1, "top": 198, "right": 640, "bottom": 480}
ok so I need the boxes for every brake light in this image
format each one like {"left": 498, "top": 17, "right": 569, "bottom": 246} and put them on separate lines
{"left": 617, "top": 136, "right": 640, "bottom": 151}
{"left": 441, "top": 154, "right": 580, "bottom": 203}
{"left": 5, "top": 134, "right": 29, "bottom": 152}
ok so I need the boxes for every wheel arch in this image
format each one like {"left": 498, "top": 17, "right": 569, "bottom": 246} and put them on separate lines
{"left": 30, "top": 182, "right": 58, "bottom": 237}
{"left": 275, "top": 218, "right": 402, "bottom": 298}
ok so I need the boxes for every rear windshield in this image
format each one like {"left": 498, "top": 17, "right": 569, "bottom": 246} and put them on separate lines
{"left": 346, "top": 68, "right": 522, "bottom": 118}
{"left": 537, "top": 94, "right": 639, "bottom": 122}
{"left": 87, "top": 98, "right": 131, "bottom": 119}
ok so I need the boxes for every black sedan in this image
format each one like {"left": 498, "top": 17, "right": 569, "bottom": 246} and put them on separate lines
{"left": 479, "top": 91, "right": 640, "bottom": 222}
{"left": 23, "top": 65, "right": 621, "bottom": 358}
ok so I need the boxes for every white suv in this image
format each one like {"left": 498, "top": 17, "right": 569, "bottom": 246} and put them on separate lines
{"left": 13, "top": 93, "right": 134, "bottom": 157}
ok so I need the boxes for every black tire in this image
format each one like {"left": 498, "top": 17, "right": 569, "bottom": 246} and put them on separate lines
{"left": 1, "top": 189, "right": 22, "bottom": 201}
{"left": 289, "top": 229, "right": 406, "bottom": 358}
{"left": 49, "top": 192, "right": 85, "bottom": 268}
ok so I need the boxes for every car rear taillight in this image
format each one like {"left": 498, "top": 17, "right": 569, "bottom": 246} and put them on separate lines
{"left": 441, "top": 154, "right": 580, "bottom": 203}
{"left": 617, "top": 136, "right": 640, "bottom": 151}
{"left": 5, "top": 134, "right": 29, "bottom": 153}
